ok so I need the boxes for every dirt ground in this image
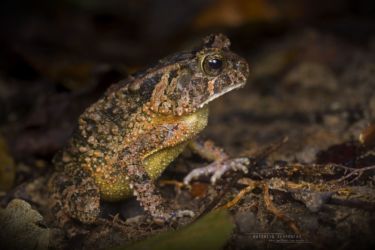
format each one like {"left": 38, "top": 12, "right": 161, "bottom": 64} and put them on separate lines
{"left": 0, "top": 1, "right": 374, "bottom": 250}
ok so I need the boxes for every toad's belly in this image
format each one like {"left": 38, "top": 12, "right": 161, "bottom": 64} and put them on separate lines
{"left": 97, "top": 142, "right": 189, "bottom": 201}
{"left": 96, "top": 107, "right": 209, "bottom": 201}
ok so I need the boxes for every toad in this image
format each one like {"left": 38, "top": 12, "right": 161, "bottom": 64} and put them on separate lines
{"left": 49, "top": 34, "right": 250, "bottom": 232}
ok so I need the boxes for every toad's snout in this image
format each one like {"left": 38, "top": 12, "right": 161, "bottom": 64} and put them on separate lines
{"left": 236, "top": 58, "right": 250, "bottom": 79}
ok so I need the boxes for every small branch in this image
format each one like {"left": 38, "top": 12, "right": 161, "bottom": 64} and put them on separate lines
{"left": 333, "top": 165, "right": 375, "bottom": 183}
{"left": 195, "top": 136, "right": 289, "bottom": 220}
{"left": 328, "top": 198, "right": 375, "bottom": 211}
{"left": 263, "top": 183, "right": 301, "bottom": 235}
{"left": 219, "top": 180, "right": 257, "bottom": 209}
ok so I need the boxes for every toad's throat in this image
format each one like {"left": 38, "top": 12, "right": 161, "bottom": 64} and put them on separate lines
{"left": 143, "top": 106, "right": 209, "bottom": 179}
{"left": 198, "top": 83, "right": 243, "bottom": 108}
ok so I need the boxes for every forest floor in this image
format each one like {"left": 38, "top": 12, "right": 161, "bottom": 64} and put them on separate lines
{"left": 0, "top": 7, "right": 374, "bottom": 249}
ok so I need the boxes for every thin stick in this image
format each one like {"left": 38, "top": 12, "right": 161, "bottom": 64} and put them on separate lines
{"left": 263, "top": 183, "right": 301, "bottom": 235}
{"left": 195, "top": 136, "right": 289, "bottom": 220}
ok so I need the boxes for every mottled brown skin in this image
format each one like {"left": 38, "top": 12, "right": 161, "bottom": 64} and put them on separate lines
{"left": 49, "top": 34, "right": 250, "bottom": 230}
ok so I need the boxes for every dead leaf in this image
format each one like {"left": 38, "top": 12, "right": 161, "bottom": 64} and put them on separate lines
{"left": 0, "top": 199, "right": 51, "bottom": 250}
{"left": 112, "top": 209, "right": 234, "bottom": 250}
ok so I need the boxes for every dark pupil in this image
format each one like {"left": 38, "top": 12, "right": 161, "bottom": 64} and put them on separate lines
{"left": 208, "top": 58, "right": 222, "bottom": 70}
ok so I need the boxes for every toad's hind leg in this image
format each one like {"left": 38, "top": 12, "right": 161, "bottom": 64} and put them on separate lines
{"left": 49, "top": 171, "right": 100, "bottom": 231}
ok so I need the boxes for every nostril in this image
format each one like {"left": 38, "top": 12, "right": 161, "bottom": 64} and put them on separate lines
{"left": 237, "top": 61, "right": 250, "bottom": 76}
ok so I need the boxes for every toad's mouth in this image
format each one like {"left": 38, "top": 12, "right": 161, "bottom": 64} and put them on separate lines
{"left": 198, "top": 83, "right": 244, "bottom": 108}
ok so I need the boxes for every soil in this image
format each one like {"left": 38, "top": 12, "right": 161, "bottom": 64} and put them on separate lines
{"left": 0, "top": 1, "right": 374, "bottom": 249}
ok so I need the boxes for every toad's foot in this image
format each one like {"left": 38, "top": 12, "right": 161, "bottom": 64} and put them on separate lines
{"left": 124, "top": 209, "right": 195, "bottom": 226}
{"left": 184, "top": 157, "right": 250, "bottom": 185}
{"left": 150, "top": 209, "right": 195, "bottom": 225}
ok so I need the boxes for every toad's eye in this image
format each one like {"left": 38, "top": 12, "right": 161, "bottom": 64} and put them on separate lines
{"left": 202, "top": 54, "right": 224, "bottom": 76}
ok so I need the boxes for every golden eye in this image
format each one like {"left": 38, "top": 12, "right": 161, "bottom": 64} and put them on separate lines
{"left": 202, "top": 54, "right": 224, "bottom": 76}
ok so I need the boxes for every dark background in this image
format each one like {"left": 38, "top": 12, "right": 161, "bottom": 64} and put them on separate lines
{"left": 0, "top": 1, "right": 374, "bottom": 249}
{"left": 0, "top": 0, "right": 374, "bottom": 161}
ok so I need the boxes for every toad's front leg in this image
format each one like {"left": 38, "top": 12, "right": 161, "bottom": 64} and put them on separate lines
{"left": 119, "top": 125, "right": 195, "bottom": 223}
{"left": 123, "top": 161, "right": 193, "bottom": 223}
{"left": 184, "top": 139, "right": 249, "bottom": 185}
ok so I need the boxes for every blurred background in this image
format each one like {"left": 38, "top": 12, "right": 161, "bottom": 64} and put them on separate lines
{"left": 1, "top": 1, "right": 375, "bottom": 249}
{"left": 1, "top": 0, "right": 374, "bottom": 66}
{"left": 0, "top": 0, "right": 375, "bottom": 162}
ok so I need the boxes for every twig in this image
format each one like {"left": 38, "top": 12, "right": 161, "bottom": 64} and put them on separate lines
{"left": 195, "top": 136, "right": 288, "bottom": 220}
{"left": 328, "top": 198, "right": 375, "bottom": 211}
{"left": 218, "top": 180, "right": 257, "bottom": 209}
{"left": 159, "top": 180, "right": 184, "bottom": 189}
{"left": 263, "top": 183, "right": 301, "bottom": 235}
{"left": 333, "top": 165, "right": 375, "bottom": 183}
